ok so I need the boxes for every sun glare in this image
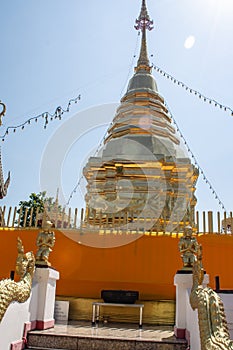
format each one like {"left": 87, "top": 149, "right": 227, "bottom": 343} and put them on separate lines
{"left": 184, "top": 35, "right": 196, "bottom": 49}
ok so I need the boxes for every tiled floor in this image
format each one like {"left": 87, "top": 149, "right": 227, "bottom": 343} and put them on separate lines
{"left": 30, "top": 320, "right": 183, "bottom": 343}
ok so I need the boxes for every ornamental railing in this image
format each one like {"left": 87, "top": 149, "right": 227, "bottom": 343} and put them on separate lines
{"left": 0, "top": 206, "right": 232, "bottom": 235}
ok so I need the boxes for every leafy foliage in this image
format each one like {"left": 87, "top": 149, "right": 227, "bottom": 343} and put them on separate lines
{"left": 17, "top": 191, "right": 62, "bottom": 227}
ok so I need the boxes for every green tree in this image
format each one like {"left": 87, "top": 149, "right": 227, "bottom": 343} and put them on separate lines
{"left": 17, "top": 191, "right": 61, "bottom": 227}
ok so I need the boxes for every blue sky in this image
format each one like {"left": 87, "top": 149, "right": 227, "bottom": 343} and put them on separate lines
{"left": 1, "top": 0, "right": 233, "bottom": 216}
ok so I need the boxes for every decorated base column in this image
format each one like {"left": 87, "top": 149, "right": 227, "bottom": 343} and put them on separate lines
{"left": 174, "top": 272, "right": 209, "bottom": 339}
{"left": 34, "top": 267, "right": 60, "bottom": 330}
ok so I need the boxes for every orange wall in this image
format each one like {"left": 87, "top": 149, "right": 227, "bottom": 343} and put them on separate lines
{"left": 0, "top": 229, "right": 233, "bottom": 300}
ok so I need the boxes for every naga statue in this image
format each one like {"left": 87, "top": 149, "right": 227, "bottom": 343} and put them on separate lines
{"left": 0, "top": 237, "right": 35, "bottom": 322}
{"left": 0, "top": 100, "right": 6, "bottom": 126}
{"left": 0, "top": 100, "right": 10, "bottom": 201}
{"left": 190, "top": 244, "right": 233, "bottom": 350}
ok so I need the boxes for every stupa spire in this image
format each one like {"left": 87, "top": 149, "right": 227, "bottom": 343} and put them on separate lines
{"left": 134, "top": 0, "right": 154, "bottom": 71}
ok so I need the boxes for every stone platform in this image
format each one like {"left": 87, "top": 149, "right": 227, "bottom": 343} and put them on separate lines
{"left": 26, "top": 321, "right": 187, "bottom": 350}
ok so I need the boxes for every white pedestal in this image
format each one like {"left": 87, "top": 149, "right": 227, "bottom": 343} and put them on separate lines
{"left": 174, "top": 272, "right": 209, "bottom": 339}
{"left": 34, "top": 267, "right": 60, "bottom": 330}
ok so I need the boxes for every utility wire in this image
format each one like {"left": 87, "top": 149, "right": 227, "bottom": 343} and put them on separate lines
{"left": 165, "top": 100, "right": 227, "bottom": 212}
{"left": 153, "top": 64, "right": 233, "bottom": 118}
{"left": 0, "top": 94, "right": 81, "bottom": 141}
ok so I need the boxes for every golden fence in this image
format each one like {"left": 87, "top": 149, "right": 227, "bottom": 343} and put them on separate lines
{"left": 0, "top": 206, "right": 232, "bottom": 235}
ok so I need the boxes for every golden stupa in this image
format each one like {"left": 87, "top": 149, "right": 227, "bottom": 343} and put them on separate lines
{"left": 83, "top": 0, "right": 198, "bottom": 234}
{"left": 1, "top": 1, "right": 233, "bottom": 325}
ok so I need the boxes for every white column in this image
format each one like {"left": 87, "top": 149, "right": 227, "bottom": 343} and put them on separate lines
{"left": 174, "top": 272, "right": 209, "bottom": 339}
{"left": 34, "top": 268, "right": 60, "bottom": 330}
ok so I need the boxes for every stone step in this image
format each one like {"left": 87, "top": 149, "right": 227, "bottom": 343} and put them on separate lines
{"left": 27, "top": 348, "right": 61, "bottom": 350}
{"left": 27, "top": 335, "right": 187, "bottom": 350}
{"left": 26, "top": 322, "right": 187, "bottom": 350}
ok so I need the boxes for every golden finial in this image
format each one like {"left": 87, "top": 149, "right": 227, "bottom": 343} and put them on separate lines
{"left": 0, "top": 101, "right": 6, "bottom": 126}
{"left": 55, "top": 187, "right": 59, "bottom": 207}
{"left": 136, "top": 0, "right": 152, "bottom": 23}
{"left": 134, "top": 0, "right": 154, "bottom": 71}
